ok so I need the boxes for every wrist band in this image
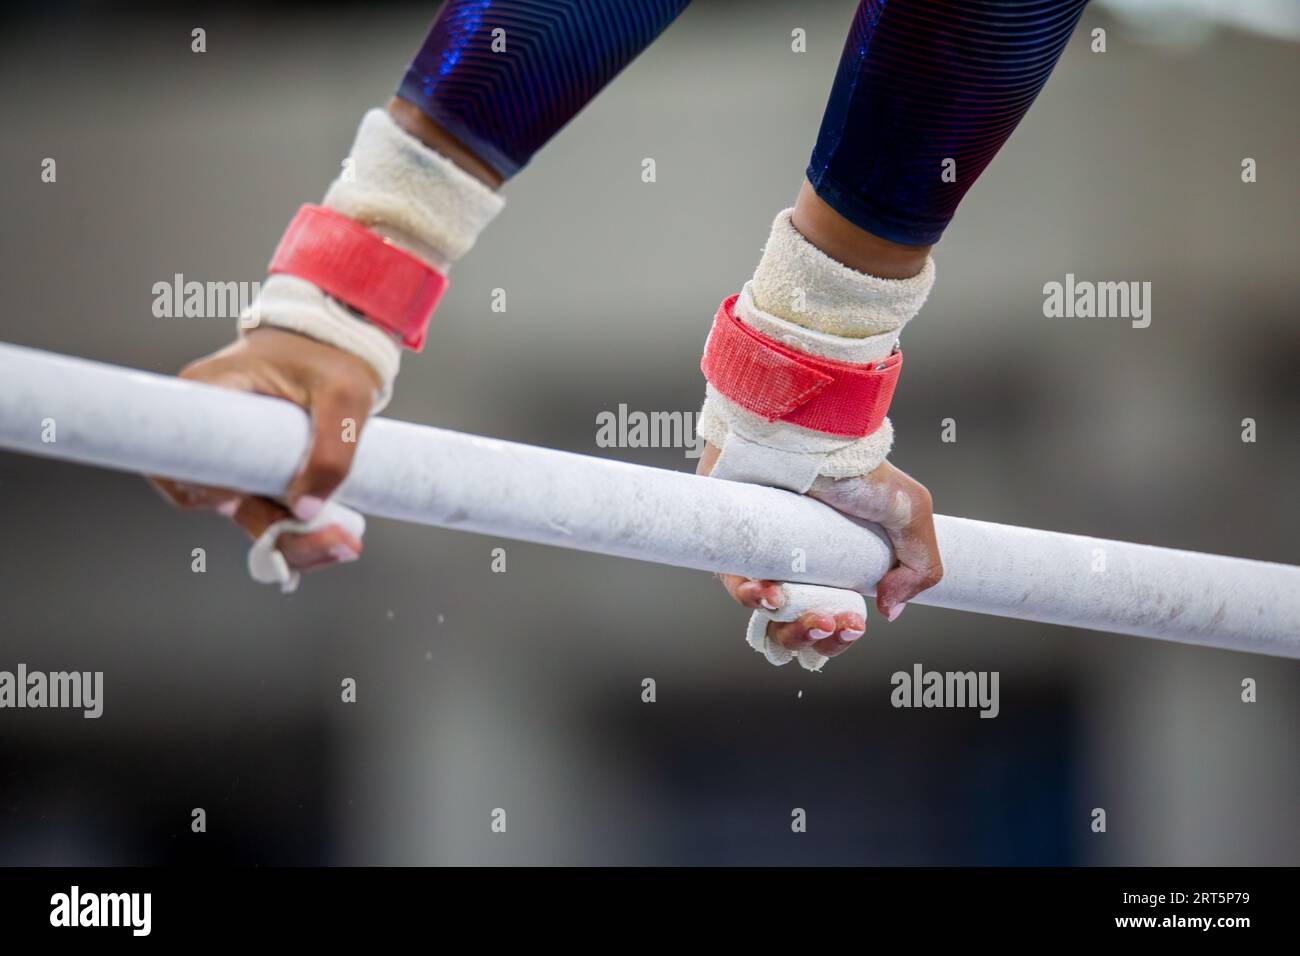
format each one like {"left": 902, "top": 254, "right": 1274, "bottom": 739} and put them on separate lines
{"left": 701, "top": 294, "right": 902, "bottom": 438}
{"left": 268, "top": 204, "right": 448, "bottom": 351}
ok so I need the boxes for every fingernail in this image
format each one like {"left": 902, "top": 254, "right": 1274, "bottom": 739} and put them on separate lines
{"left": 886, "top": 603, "right": 907, "bottom": 622}
{"left": 841, "top": 628, "right": 865, "bottom": 642}
{"left": 329, "top": 544, "right": 359, "bottom": 563}
{"left": 216, "top": 499, "right": 239, "bottom": 518}
{"left": 760, "top": 598, "right": 778, "bottom": 611}
{"left": 293, "top": 496, "right": 324, "bottom": 521}
{"left": 808, "top": 628, "right": 834, "bottom": 640}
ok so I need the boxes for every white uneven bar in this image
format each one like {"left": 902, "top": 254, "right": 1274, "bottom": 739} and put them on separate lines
{"left": 1, "top": 342, "right": 1297, "bottom": 657}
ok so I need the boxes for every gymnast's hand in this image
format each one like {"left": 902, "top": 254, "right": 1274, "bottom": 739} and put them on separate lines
{"left": 149, "top": 327, "right": 379, "bottom": 573}
{"left": 697, "top": 441, "right": 943, "bottom": 663}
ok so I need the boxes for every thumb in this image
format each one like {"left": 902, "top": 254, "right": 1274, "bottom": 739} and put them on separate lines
{"left": 284, "top": 384, "right": 371, "bottom": 519}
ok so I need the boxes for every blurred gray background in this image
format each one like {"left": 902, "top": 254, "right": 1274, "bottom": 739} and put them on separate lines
{"left": 0, "top": 0, "right": 1296, "bottom": 865}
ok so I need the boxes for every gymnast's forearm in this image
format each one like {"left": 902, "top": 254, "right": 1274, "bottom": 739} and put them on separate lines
{"left": 699, "top": 0, "right": 1090, "bottom": 663}
{"left": 155, "top": 1, "right": 693, "bottom": 581}
{"left": 394, "top": 0, "right": 691, "bottom": 180}
{"left": 386, "top": 0, "right": 692, "bottom": 186}
{"left": 809, "top": 0, "right": 1090, "bottom": 250}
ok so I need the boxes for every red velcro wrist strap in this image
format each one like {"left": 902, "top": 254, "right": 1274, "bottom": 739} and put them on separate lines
{"left": 268, "top": 204, "right": 447, "bottom": 351}
{"left": 700, "top": 294, "right": 902, "bottom": 438}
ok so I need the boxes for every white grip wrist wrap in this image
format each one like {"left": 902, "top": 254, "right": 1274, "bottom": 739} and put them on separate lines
{"left": 241, "top": 108, "right": 505, "bottom": 411}
{"left": 698, "top": 210, "right": 934, "bottom": 487}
